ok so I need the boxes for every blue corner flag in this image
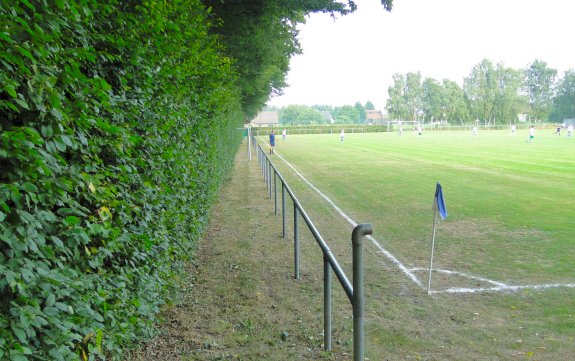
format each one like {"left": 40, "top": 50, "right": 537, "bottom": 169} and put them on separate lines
{"left": 433, "top": 182, "right": 448, "bottom": 220}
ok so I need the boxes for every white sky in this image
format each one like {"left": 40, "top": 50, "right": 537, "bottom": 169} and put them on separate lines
{"left": 267, "top": 0, "right": 575, "bottom": 111}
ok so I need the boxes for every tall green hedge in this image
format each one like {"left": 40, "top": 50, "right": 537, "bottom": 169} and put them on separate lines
{"left": 0, "top": 1, "right": 243, "bottom": 359}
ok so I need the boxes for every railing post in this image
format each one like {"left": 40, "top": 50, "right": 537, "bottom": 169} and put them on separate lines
{"left": 265, "top": 158, "right": 269, "bottom": 188}
{"left": 324, "top": 255, "right": 332, "bottom": 351}
{"left": 282, "top": 184, "right": 286, "bottom": 238}
{"left": 260, "top": 148, "right": 264, "bottom": 176}
{"left": 294, "top": 205, "right": 300, "bottom": 279}
{"left": 274, "top": 171, "right": 277, "bottom": 215}
{"left": 268, "top": 161, "right": 272, "bottom": 199}
{"left": 352, "top": 223, "right": 373, "bottom": 361}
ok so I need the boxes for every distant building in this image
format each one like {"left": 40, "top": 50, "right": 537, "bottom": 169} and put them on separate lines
{"left": 251, "top": 111, "right": 279, "bottom": 127}
{"left": 366, "top": 109, "right": 384, "bottom": 124}
{"left": 563, "top": 118, "right": 575, "bottom": 127}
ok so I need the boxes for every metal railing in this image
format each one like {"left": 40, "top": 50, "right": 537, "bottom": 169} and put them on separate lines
{"left": 254, "top": 139, "right": 372, "bottom": 361}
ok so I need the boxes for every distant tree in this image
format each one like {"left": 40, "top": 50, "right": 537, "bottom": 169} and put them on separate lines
{"left": 442, "top": 79, "right": 469, "bottom": 124}
{"left": 492, "top": 64, "right": 526, "bottom": 124}
{"left": 524, "top": 59, "right": 557, "bottom": 122}
{"left": 422, "top": 78, "right": 444, "bottom": 122}
{"left": 312, "top": 104, "right": 334, "bottom": 112}
{"left": 550, "top": 70, "right": 575, "bottom": 122}
{"left": 365, "top": 101, "right": 375, "bottom": 110}
{"left": 464, "top": 59, "right": 498, "bottom": 123}
{"left": 354, "top": 101, "right": 366, "bottom": 122}
{"left": 334, "top": 105, "right": 360, "bottom": 123}
{"left": 404, "top": 72, "right": 423, "bottom": 121}
{"left": 386, "top": 73, "right": 408, "bottom": 120}
{"left": 386, "top": 72, "right": 423, "bottom": 121}
{"left": 280, "top": 105, "right": 324, "bottom": 125}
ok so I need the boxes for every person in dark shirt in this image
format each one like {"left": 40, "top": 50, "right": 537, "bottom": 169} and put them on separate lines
{"left": 269, "top": 130, "right": 275, "bottom": 154}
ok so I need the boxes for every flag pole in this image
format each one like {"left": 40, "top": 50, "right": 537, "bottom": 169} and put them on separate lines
{"left": 427, "top": 202, "right": 438, "bottom": 295}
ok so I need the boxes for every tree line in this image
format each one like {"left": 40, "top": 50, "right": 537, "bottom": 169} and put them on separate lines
{"left": 269, "top": 59, "right": 574, "bottom": 126}
{"left": 387, "top": 59, "right": 575, "bottom": 125}
{"left": 270, "top": 101, "right": 376, "bottom": 125}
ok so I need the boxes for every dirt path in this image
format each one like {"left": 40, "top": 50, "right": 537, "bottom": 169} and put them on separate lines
{"left": 130, "top": 143, "right": 348, "bottom": 360}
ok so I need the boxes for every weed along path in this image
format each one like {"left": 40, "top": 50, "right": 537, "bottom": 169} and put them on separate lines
{"left": 130, "top": 143, "right": 352, "bottom": 360}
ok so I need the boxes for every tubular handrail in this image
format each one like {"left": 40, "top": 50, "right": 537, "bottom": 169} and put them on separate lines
{"left": 266, "top": 157, "right": 354, "bottom": 301}
{"left": 253, "top": 135, "right": 372, "bottom": 361}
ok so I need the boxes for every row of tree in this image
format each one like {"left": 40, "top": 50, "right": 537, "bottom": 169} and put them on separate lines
{"left": 268, "top": 101, "right": 376, "bottom": 125}
{"left": 387, "top": 59, "right": 575, "bottom": 125}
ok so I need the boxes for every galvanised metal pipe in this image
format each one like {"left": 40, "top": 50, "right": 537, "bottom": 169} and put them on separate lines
{"left": 268, "top": 161, "right": 272, "bottom": 199}
{"left": 265, "top": 157, "right": 269, "bottom": 189}
{"left": 352, "top": 223, "right": 373, "bottom": 361}
{"left": 294, "top": 205, "right": 300, "bottom": 279}
{"left": 324, "top": 254, "right": 332, "bottom": 351}
{"left": 274, "top": 171, "right": 277, "bottom": 215}
{"left": 258, "top": 144, "right": 353, "bottom": 300}
{"left": 282, "top": 183, "right": 286, "bottom": 238}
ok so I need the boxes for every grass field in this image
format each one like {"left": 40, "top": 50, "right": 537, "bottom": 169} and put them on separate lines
{"left": 257, "top": 129, "right": 575, "bottom": 359}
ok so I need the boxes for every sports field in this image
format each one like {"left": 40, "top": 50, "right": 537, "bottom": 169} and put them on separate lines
{"left": 258, "top": 128, "right": 575, "bottom": 359}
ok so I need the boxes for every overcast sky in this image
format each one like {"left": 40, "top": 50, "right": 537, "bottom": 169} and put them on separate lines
{"left": 267, "top": 0, "right": 575, "bottom": 111}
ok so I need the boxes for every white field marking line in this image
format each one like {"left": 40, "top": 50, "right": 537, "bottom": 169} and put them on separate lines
{"left": 263, "top": 139, "right": 575, "bottom": 294}
{"left": 272, "top": 150, "right": 425, "bottom": 289}
{"left": 410, "top": 267, "right": 507, "bottom": 287}
{"left": 431, "top": 282, "right": 575, "bottom": 295}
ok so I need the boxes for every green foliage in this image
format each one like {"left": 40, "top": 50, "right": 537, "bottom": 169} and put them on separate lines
{"left": 279, "top": 105, "right": 326, "bottom": 125}
{"left": 334, "top": 105, "right": 360, "bottom": 124}
{"left": 524, "top": 60, "right": 557, "bottom": 122}
{"left": 386, "top": 58, "right": 570, "bottom": 125}
{"left": 354, "top": 102, "right": 366, "bottom": 122}
{"left": 550, "top": 70, "right": 575, "bottom": 122}
{"left": 0, "top": 0, "right": 243, "bottom": 360}
{"left": 203, "top": 0, "right": 393, "bottom": 120}
{"left": 386, "top": 72, "right": 423, "bottom": 122}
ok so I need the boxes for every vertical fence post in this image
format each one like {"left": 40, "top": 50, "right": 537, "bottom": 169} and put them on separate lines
{"left": 265, "top": 158, "right": 269, "bottom": 189}
{"left": 293, "top": 205, "right": 300, "bottom": 279}
{"left": 324, "top": 255, "right": 332, "bottom": 351}
{"left": 274, "top": 171, "right": 277, "bottom": 215}
{"left": 268, "top": 162, "right": 272, "bottom": 199}
{"left": 260, "top": 148, "right": 264, "bottom": 176}
{"left": 282, "top": 184, "right": 286, "bottom": 238}
{"left": 352, "top": 224, "right": 373, "bottom": 361}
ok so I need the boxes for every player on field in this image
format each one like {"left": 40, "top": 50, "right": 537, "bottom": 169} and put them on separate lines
{"left": 528, "top": 126, "right": 535, "bottom": 143}
{"left": 553, "top": 125, "right": 562, "bottom": 136}
{"left": 269, "top": 130, "right": 275, "bottom": 154}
